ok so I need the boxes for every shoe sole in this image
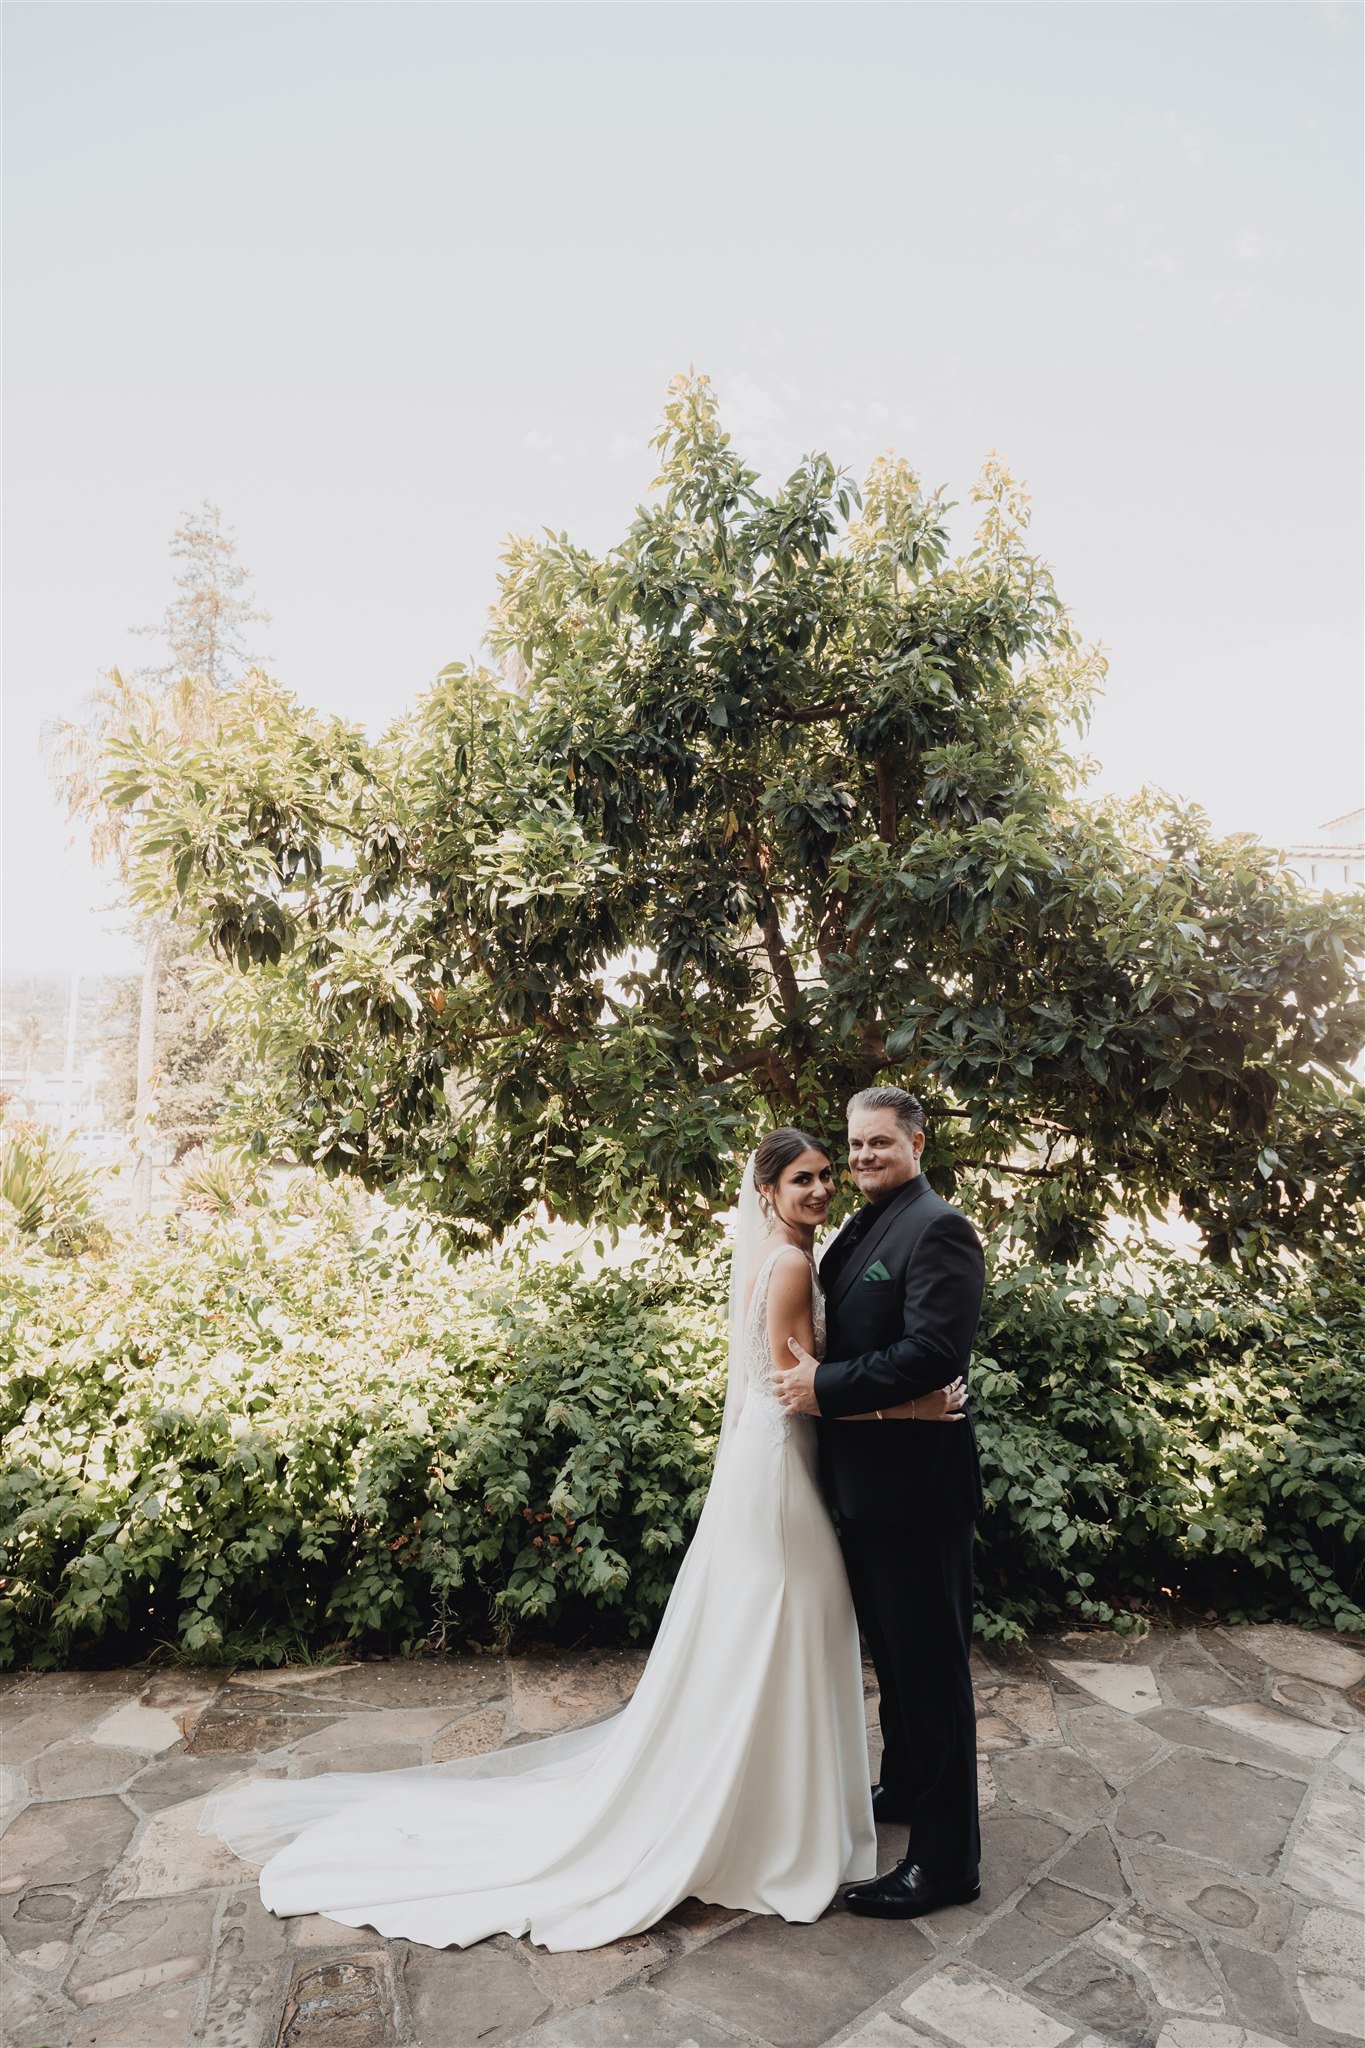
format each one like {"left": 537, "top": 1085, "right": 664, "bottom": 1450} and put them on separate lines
{"left": 843, "top": 1881, "right": 981, "bottom": 1919}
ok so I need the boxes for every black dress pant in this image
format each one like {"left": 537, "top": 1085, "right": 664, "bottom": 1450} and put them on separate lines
{"left": 838, "top": 1517, "right": 980, "bottom": 1878}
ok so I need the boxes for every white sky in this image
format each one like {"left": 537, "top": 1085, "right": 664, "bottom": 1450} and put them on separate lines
{"left": 4, "top": 0, "right": 1362, "bottom": 980}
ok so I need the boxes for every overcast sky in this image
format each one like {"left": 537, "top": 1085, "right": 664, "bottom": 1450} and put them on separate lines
{"left": 4, "top": 0, "right": 1361, "bottom": 981}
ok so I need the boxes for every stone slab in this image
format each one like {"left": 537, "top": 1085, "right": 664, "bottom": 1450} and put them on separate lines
{"left": 652, "top": 1906, "right": 932, "bottom": 2048}
{"left": 517, "top": 1984, "right": 740, "bottom": 2048}
{"left": 1, "top": 1796, "right": 137, "bottom": 1895}
{"left": 1051, "top": 1827, "right": 1128, "bottom": 1904}
{"left": 291, "top": 1709, "right": 462, "bottom": 1754}
{"left": 1152, "top": 2024, "right": 1297, "bottom": 2048}
{"left": 66, "top": 1982, "right": 203, "bottom": 2047}
{"left": 975, "top": 1714, "right": 1025, "bottom": 1752}
{"left": 2, "top": 1698, "right": 121, "bottom": 1762}
{"left": 901, "top": 1962, "right": 1071, "bottom": 2048}
{"left": 508, "top": 1649, "right": 647, "bottom": 1735}
{"left": 1334, "top": 1728, "right": 1365, "bottom": 1789}
{"left": 198, "top": 1886, "right": 291, "bottom": 2048}
{"left": 962, "top": 1877, "right": 1111, "bottom": 1979}
{"left": 294, "top": 1741, "right": 425, "bottom": 1779}
{"left": 1295, "top": 1904, "right": 1365, "bottom": 2036}
{"left": 6, "top": 1930, "right": 73, "bottom": 1973}
{"left": 1047, "top": 1660, "right": 1161, "bottom": 1715}
{"left": 109, "top": 1796, "right": 256, "bottom": 1902}
{"left": 65, "top": 1893, "right": 215, "bottom": 2009}
{"left": 1152, "top": 1641, "right": 1247, "bottom": 1709}
{"left": 974, "top": 1681, "right": 1062, "bottom": 1746}
{"left": 842, "top": 2019, "right": 941, "bottom": 2048}
{"left": 1234, "top": 1625, "right": 1365, "bottom": 1691}
{"left": 1124, "top": 1845, "right": 1291, "bottom": 1953}
{"left": 527, "top": 1928, "right": 673, "bottom": 2006}
{"left": 1, "top": 1957, "right": 71, "bottom": 2048}
{"left": 991, "top": 1746, "right": 1114, "bottom": 1824}
{"left": 432, "top": 1708, "right": 506, "bottom": 1762}
{"left": 1093, "top": 1905, "right": 1226, "bottom": 2016}
{"left": 1205, "top": 1703, "right": 1342, "bottom": 1760}
{"left": 1265, "top": 1674, "right": 1362, "bottom": 1734}
{"left": 89, "top": 1703, "right": 184, "bottom": 1754}
{"left": 403, "top": 1940, "right": 551, "bottom": 2047}
{"left": 1115, "top": 1752, "right": 1304, "bottom": 1875}
{"left": 292, "top": 1658, "right": 505, "bottom": 1713}
{"left": 1282, "top": 1770, "right": 1364, "bottom": 1909}
{"left": 1027, "top": 1943, "right": 1152, "bottom": 2043}
{"left": 1213, "top": 1940, "right": 1302, "bottom": 2046}
{"left": 289, "top": 1915, "right": 377, "bottom": 1951}
{"left": 126, "top": 1752, "right": 253, "bottom": 1815}
{"left": 28, "top": 1743, "right": 147, "bottom": 1800}
{"left": 1066, "top": 1705, "right": 1166, "bottom": 1785}
{"left": 1136, "top": 1709, "right": 1316, "bottom": 1780}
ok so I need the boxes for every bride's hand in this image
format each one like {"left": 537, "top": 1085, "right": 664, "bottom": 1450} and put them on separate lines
{"left": 915, "top": 1377, "right": 968, "bottom": 1422}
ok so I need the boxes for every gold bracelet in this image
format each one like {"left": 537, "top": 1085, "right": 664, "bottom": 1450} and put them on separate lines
{"left": 875, "top": 1408, "right": 884, "bottom": 1421}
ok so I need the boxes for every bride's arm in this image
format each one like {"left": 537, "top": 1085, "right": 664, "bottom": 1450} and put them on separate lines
{"left": 764, "top": 1249, "right": 820, "bottom": 1379}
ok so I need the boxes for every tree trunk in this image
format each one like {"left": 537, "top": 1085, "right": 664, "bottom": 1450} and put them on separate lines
{"left": 130, "top": 920, "right": 163, "bottom": 1216}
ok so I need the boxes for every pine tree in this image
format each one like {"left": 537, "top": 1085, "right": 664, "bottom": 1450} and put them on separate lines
{"left": 47, "top": 506, "right": 269, "bottom": 1210}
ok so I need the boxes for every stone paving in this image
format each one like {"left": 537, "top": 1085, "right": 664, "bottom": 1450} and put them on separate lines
{"left": 1, "top": 1625, "right": 1362, "bottom": 2048}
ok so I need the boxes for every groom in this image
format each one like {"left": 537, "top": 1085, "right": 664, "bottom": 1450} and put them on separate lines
{"left": 775, "top": 1086, "right": 986, "bottom": 1918}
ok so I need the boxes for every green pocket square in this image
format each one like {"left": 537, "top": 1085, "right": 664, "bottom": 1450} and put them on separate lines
{"left": 862, "top": 1259, "right": 892, "bottom": 1283}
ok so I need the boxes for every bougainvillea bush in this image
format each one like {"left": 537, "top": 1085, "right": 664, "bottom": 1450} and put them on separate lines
{"left": 1, "top": 1194, "right": 1361, "bottom": 1667}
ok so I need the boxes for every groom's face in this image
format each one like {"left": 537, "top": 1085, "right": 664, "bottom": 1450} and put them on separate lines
{"left": 847, "top": 1106, "right": 923, "bottom": 1200}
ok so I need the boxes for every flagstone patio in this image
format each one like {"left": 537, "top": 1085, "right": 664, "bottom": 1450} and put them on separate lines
{"left": 2, "top": 1624, "right": 1361, "bottom": 2048}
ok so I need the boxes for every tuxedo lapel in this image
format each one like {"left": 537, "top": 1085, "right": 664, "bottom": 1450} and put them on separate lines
{"left": 827, "top": 1176, "right": 928, "bottom": 1311}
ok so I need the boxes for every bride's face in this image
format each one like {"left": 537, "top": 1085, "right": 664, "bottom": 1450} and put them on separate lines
{"left": 766, "top": 1149, "right": 835, "bottom": 1230}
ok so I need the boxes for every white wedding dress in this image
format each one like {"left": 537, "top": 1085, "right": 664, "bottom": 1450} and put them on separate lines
{"left": 200, "top": 1202, "right": 876, "bottom": 1951}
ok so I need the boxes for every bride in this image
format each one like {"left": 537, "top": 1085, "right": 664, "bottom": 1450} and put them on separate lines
{"left": 200, "top": 1128, "right": 967, "bottom": 1951}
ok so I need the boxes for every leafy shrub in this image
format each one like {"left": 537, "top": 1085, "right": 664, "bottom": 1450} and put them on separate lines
{"left": 0, "top": 1119, "right": 110, "bottom": 1256}
{"left": 0, "top": 1211, "right": 723, "bottom": 1667}
{"left": 973, "top": 1244, "right": 1365, "bottom": 1642}
{"left": 175, "top": 1145, "right": 264, "bottom": 1218}
{"left": 1, "top": 1203, "right": 1360, "bottom": 1668}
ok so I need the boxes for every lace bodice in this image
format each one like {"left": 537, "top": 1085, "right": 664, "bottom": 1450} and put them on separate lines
{"left": 738, "top": 1245, "right": 824, "bottom": 1444}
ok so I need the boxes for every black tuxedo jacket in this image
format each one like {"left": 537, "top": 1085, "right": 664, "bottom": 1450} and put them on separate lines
{"left": 813, "top": 1175, "right": 985, "bottom": 1526}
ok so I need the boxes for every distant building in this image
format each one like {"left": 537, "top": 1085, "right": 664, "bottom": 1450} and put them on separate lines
{"left": 1280, "top": 808, "right": 1364, "bottom": 893}
{"left": 0, "top": 1062, "right": 122, "bottom": 1155}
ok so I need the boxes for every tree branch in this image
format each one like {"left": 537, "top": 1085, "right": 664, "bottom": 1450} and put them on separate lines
{"left": 706, "top": 1042, "right": 800, "bottom": 1102}
{"left": 746, "top": 828, "right": 802, "bottom": 1018}
{"left": 875, "top": 755, "right": 897, "bottom": 847}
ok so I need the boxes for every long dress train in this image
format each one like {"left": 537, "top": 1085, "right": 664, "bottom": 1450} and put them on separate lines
{"left": 199, "top": 1247, "right": 876, "bottom": 1951}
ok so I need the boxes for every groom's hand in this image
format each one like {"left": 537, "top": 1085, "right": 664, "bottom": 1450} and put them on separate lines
{"left": 775, "top": 1337, "right": 821, "bottom": 1416}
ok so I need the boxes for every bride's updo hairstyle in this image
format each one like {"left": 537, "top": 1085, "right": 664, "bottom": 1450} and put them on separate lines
{"left": 752, "top": 1127, "right": 831, "bottom": 1213}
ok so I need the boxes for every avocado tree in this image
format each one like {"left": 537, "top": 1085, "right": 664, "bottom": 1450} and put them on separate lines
{"left": 111, "top": 376, "right": 1365, "bottom": 1264}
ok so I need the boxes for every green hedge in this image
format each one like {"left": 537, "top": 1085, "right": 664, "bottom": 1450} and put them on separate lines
{"left": 2, "top": 1199, "right": 1361, "bottom": 1667}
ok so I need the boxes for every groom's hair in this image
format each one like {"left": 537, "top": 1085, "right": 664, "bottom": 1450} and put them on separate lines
{"left": 845, "top": 1086, "right": 925, "bottom": 1136}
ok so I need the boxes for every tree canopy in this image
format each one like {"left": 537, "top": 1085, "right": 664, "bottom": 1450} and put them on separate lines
{"left": 111, "top": 376, "right": 1365, "bottom": 1264}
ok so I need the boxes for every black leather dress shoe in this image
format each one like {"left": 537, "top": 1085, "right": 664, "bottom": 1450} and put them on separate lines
{"left": 870, "top": 1784, "right": 913, "bottom": 1826}
{"left": 842, "top": 1860, "right": 981, "bottom": 1919}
